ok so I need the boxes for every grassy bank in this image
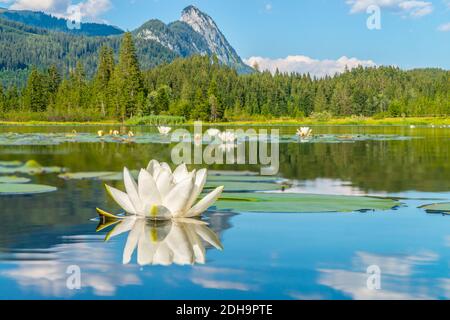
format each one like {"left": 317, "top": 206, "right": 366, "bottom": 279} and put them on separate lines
{"left": 1, "top": 116, "right": 449, "bottom": 127}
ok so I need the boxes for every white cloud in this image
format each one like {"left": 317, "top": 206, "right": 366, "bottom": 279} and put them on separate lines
{"left": 4, "top": 0, "right": 111, "bottom": 21}
{"left": 265, "top": 3, "right": 272, "bottom": 11}
{"left": 346, "top": 0, "right": 433, "bottom": 17}
{"left": 437, "top": 22, "right": 450, "bottom": 31}
{"left": 244, "top": 55, "right": 376, "bottom": 78}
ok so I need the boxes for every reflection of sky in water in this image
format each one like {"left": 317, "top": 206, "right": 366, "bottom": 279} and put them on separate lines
{"left": 0, "top": 205, "right": 448, "bottom": 300}
{"left": 0, "top": 126, "right": 449, "bottom": 300}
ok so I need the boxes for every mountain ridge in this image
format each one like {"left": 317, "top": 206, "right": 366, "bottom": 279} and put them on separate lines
{"left": 0, "top": 4, "right": 252, "bottom": 84}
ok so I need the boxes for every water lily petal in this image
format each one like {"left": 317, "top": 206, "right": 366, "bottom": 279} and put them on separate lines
{"left": 153, "top": 242, "right": 173, "bottom": 266}
{"left": 163, "top": 174, "right": 195, "bottom": 217}
{"left": 123, "top": 167, "right": 143, "bottom": 213}
{"left": 146, "top": 160, "right": 160, "bottom": 176}
{"left": 184, "top": 225, "right": 206, "bottom": 264}
{"left": 185, "top": 168, "right": 207, "bottom": 210}
{"left": 123, "top": 219, "right": 145, "bottom": 264}
{"left": 156, "top": 169, "right": 174, "bottom": 198}
{"left": 105, "top": 217, "right": 137, "bottom": 241}
{"left": 185, "top": 186, "right": 224, "bottom": 217}
{"left": 137, "top": 224, "right": 158, "bottom": 266}
{"left": 160, "top": 162, "right": 172, "bottom": 173}
{"left": 194, "top": 224, "right": 224, "bottom": 250}
{"left": 138, "top": 169, "right": 161, "bottom": 206}
{"left": 173, "top": 163, "right": 188, "bottom": 183}
{"left": 105, "top": 184, "right": 137, "bottom": 215}
{"left": 165, "top": 223, "right": 194, "bottom": 265}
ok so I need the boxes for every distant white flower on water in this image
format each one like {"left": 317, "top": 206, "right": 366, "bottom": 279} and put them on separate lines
{"left": 296, "top": 127, "right": 313, "bottom": 139}
{"left": 410, "top": 125, "right": 416, "bottom": 129}
{"left": 128, "top": 131, "right": 135, "bottom": 137}
{"left": 217, "top": 131, "right": 237, "bottom": 143}
{"left": 105, "top": 218, "right": 223, "bottom": 266}
{"left": 98, "top": 130, "right": 104, "bottom": 137}
{"left": 194, "top": 133, "right": 203, "bottom": 146}
{"left": 218, "top": 143, "right": 236, "bottom": 153}
{"left": 206, "top": 128, "right": 220, "bottom": 137}
{"left": 157, "top": 126, "right": 172, "bottom": 135}
{"left": 99, "top": 160, "right": 224, "bottom": 220}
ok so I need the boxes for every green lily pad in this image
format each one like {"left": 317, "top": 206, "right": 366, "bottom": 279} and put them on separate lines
{"left": 0, "top": 161, "right": 23, "bottom": 167}
{"left": 0, "top": 160, "right": 63, "bottom": 175}
{"left": 214, "top": 193, "right": 400, "bottom": 213}
{"left": 206, "top": 174, "right": 287, "bottom": 192}
{"left": 59, "top": 172, "right": 118, "bottom": 180}
{"left": 419, "top": 202, "right": 450, "bottom": 214}
{"left": 0, "top": 176, "right": 31, "bottom": 184}
{"left": 0, "top": 183, "right": 57, "bottom": 195}
{"left": 58, "top": 170, "right": 138, "bottom": 181}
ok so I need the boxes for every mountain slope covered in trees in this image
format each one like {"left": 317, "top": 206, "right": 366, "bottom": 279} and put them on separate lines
{"left": 0, "top": 34, "right": 448, "bottom": 122}
{"left": 0, "top": 8, "right": 123, "bottom": 36}
{"left": 0, "top": 5, "right": 251, "bottom": 87}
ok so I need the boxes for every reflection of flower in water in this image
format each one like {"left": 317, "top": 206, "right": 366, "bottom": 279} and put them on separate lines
{"left": 102, "top": 217, "right": 223, "bottom": 266}
{"left": 100, "top": 160, "right": 224, "bottom": 219}
{"left": 0, "top": 236, "right": 141, "bottom": 297}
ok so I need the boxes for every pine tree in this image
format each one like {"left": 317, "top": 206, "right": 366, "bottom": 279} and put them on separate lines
{"left": 112, "top": 32, "right": 143, "bottom": 120}
{"left": 93, "top": 45, "right": 115, "bottom": 116}
{"left": 23, "top": 67, "right": 47, "bottom": 112}
{"left": 0, "top": 85, "right": 5, "bottom": 113}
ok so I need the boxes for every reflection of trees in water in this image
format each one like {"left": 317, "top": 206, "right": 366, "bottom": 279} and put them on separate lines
{"left": 279, "top": 138, "right": 450, "bottom": 193}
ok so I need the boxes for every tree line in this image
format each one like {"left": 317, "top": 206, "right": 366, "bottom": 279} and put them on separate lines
{"left": 0, "top": 32, "right": 448, "bottom": 122}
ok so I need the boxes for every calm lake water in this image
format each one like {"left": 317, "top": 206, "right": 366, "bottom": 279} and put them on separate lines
{"left": 0, "top": 125, "right": 448, "bottom": 300}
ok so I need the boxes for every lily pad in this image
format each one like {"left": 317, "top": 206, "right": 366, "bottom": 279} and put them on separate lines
{"left": 59, "top": 170, "right": 138, "bottom": 181}
{"left": 0, "top": 176, "right": 31, "bottom": 184}
{"left": 59, "top": 172, "right": 118, "bottom": 181}
{"left": 419, "top": 202, "right": 450, "bottom": 214}
{"left": 206, "top": 175, "right": 287, "bottom": 192}
{"left": 0, "top": 161, "right": 22, "bottom": 167}
{"left": 214, "top": 193, "right": 400, "bottom": 213}
{"left": 0, "top": 183, "right": 57, "bottom": 195}
{"left": 0, "top": 160, "right": 63, "bottom": 175}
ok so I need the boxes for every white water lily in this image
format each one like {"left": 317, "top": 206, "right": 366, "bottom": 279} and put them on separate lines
{"left": 157, "top": 126, "right": 172, "bottom": 135}
{"left": 218, "top": 143, "right": 236, "bottom": 153}
{"left": 98, "top": 130, "right": 104, "bottom": 137}
{"left": 100, "top": 160, "right": 224, "bottom": 220}
{"left": 296, "top": 127, "right": 313, "bottom": 139}
{"left": 103, "top": 217, "right": 223, "bottom": 266}
{"left": 217, "top": 131, "right": 237, "bottom": 143}
{"left": 194, "top": 133, "right": 203, "bottom": 146}
{"left": 206, "top": 128, "right": 220, "bottom": 137}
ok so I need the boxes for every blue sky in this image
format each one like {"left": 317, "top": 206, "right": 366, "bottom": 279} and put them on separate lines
{"left": 1, "top": 0, "right": 449, "bottom": 72}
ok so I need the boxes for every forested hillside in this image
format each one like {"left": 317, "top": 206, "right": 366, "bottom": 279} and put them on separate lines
{"left": 0, "top": 9, "right": 123, "bottom": 36}
{"left": 0, "top": 33, "right": 448, "bottom": 122}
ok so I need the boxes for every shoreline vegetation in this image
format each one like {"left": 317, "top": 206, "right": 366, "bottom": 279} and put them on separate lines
{"left": 1, "top": 33, "right": 449, "bottom": 126}
{"left": 0, "top": 116, "right": 449, "bottom": 127}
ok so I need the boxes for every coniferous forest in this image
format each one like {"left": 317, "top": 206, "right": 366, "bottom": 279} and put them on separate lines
{"left": 0, "top": 32, "right": 448, "bottom": 122}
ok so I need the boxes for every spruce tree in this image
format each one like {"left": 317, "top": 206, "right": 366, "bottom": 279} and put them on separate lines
{"left": 112, "top": 32, "right": 143, "bottom": 120}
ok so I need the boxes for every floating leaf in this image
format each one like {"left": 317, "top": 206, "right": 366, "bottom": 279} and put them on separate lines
{"left": 59, "top": 170, "right": 138, "bottom": 181}
{"left": 59, "top": 172, "right": 118, "bottom": 180}
{"left": 0, "top": 176, "right": 31, "bottom": 184}
{"left": 0, "top": 161, "right": 23, "bottom": 167}
{"left": 0, "top": 183, "right": 57, "bottom": 195}
{"left": 419, "top": 202, "right": 450, "bottom": 214}
{"left": 214, "top": 193, "right": 400, "bottom": 213}
{"left": 0, "top": 160, "right": 63, "bottom": 175}
{"left": 206, "top": 174, "right": 287, "bottom": 192}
